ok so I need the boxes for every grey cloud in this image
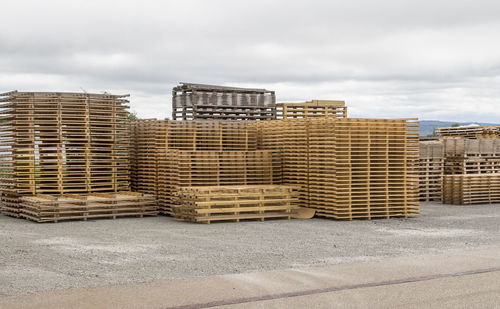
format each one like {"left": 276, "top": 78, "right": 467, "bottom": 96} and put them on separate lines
{"left": 1, "top": 0, "right": 500, "bottom": 121}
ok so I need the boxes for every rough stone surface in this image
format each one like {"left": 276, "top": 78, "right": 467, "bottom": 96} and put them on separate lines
{"left": 0, "top": 202, "right": 499, "bottom": 295}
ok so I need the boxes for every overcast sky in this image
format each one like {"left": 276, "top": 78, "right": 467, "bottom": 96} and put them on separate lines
{"left": 1, "top": 0, "right": 499, "bottom": 122}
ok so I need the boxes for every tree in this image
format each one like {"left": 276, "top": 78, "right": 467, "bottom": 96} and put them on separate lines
{"left": 451, "top": 123, "right": 460, "bottom": 127}
{"left": 127, "top": 110, "right": 138, "bottom": 121}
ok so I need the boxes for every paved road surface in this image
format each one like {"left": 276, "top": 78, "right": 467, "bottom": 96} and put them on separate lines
{"left": 1, "top": 247, "right": 499, "bottom": 308}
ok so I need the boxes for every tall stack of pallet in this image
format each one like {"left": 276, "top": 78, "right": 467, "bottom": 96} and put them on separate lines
{"left": 258, "top": 118, "right": 420, "bottom": 220}
{"left": 258, "top": 119, "right": 309, "bottom": 207}
{"left": 130, "top": 119, "right": 281, "bottom": 215}
{"left": 130, "top": 119, "right": 160, "bottom": 198}
{"left": 0, "top": 91, "right": 146, "bottom": 220}
{"left": 419, "top": 141, "right": 444, "bottom": 202}
{"left": 442, "top": 139, "right": 500, "bottom": 205}
{"left": 276, "top": 100, "right": 347, "bottom": 119}
{"left": 172, "top": 83, "right": 276, "bottom": 121}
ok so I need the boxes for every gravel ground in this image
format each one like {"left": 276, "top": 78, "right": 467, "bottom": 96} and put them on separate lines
{"left": 1, "top": 202, "right": 499, "bottom": 295}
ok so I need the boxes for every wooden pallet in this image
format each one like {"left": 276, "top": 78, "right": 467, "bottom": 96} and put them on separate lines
{"left": 130, "top": 119, "right": 260, "bottom": 206}
{"left": 0, "top": 91, "right": 131, "bottom": 216}
{"left": 419, "top": 158, "right": 443, "bottom": 202}
{"left": 442, "top": 174, "right": 500, "bottom": 205}
{"left": 157, "top": 150, "right": 281, "bottom": 215}
{"left": 0, "top": 191, "right": 21, "bottom": 217}
{"left": 441, "top": 139, "right": 500, "bottom": 175}
{"left": 162, "top": 120, "right": 258, "bottom": 151}
{"left": 420, "top": 140, "right": 444, "bottom": 158}
{"left": 419, "top": 141, "right": 444, "bottom": 202}
{"left": 443, "top": 139, "right": 500, "bottom": 156}
{"left": 258, "top": 119, "right": 309, "bottom": 207}
{"left": 131, "top": 119, "right": 161, "bottom": 198}
{"left": 172, "top": 83, "right": 276, "bottom": 121}
{"left": 19, "top": 191, "right": 157, "bottom": 222}
{"left": 436, "top": 126, "right": 500, "bottom": 139}
{"left": 258, "top": 118, "right": 419, "bottom": 220}
{"left": 276, "top": 100, "right": 347, "bottom": 119}
{"left": 444, "top": 156, "right": 500, "bottom": 175}
{"left": 172, "top": 185, "right": 298, "bottom": 223}
{"left": 322, "top": 118, "right": 419, "bottom": 219}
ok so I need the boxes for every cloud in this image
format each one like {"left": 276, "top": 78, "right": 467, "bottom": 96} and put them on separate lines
{"left": 1, "top": 0, "right": 499, "bottom": 121}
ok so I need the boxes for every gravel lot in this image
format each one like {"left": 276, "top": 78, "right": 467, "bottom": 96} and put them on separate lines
{"left": 1, "top": 202, "right": 499, "bottom": 295}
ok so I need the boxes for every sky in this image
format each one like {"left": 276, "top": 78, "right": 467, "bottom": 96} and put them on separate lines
{"left": 1, "top": 0, "right": 500, "bottom": 122}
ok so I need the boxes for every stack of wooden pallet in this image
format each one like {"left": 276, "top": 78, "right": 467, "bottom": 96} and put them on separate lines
{"left": 258, "top": 118, "right": 420, "bottom": 220}
{"left": 158, "top": 150, "right": 281, "bottom": 214}
{"left": 442, "top": 174, "right": 500, "bottom": 205}
{"left": 172, "top": 83, "right": 276, "bottom": 121}
{"left": 419, "top": 141, "right": 444, "bottom": 202}
{"left": 443, "top": 139, "right": 500, "bottom": 175}
{"left": 130, "top": 119, "right": 259, "bottom": 201}
{"left": 172, "top": 185, "right": 298, "bottom": 223}
{"left": 158, "top": 120, "right": 258, "bottom": 151}
{"left": 436, "top": 126, "right": 500, "bottom": 139}
{"left": 276, "top": 100, "right": 347, "bottom": 119}
{"left": 442, "top": 139, "right": 500, "bottom": 205}
{"left": 258, "top": 119, "right": 308, "bottom": 206}
{"left": 20, "top": 192, "right": 156, "bottom": 223}
{"left": 130, "top": 119, "right": 161, "bottom": 198}
{"left": 0, "top": 91, "right": 132, "bottom": 218}
{"left": 130, "top": 119, "right": 281, "bottom": 215}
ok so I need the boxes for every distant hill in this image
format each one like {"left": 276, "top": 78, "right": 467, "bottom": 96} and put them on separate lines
{"left": 419, "top": 120, "right": 500, "bottom": 136}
